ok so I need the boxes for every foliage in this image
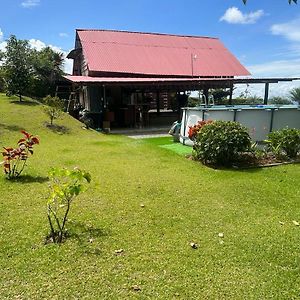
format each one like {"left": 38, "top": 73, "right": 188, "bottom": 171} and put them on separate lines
{"left": 188, "top": 120, "right": 213, "bottom": 141}
{"left": 289, "top": 87, "right": 300, "bottom": 104}
{"left": 269, "top": 96, "right": 293, "bottom": 105}
{"left": 47, "top": 167, "right": 91, "bottom": 243}
{"left": 211, "top": 89, "right": 231, "bottom": 105}
{"left": 187, "top": 96, "right": 201, "bottom": 107}
{"left": 193, "top": 120, "right": 252, "bottom": 165}
{"left": 2, "top": 36, "right": 33, "bottom": 101}
{"left": 43, "top": 95, "right": 65, "bottom": 125}
{"left": 31, "top": 47, "right": 64, "bottom": 97}
{"left": 234, "top": 94, "right": 263, "bottom": 105}
{"left": 266, "top": 127, "right": 300, "bottom": 159}
{"left": 0, "top": 67, "right": 6, "bottom": 92}
{"left": 1, "top": 130, "right": 39, "bottom": 179}
{"left": 1, "top": 35, "right": 65, "bottom": 99}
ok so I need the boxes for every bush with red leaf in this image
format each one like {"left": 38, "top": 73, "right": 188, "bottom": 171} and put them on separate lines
{"left": 1, "top": 130, "right": 39, "bottom": 179}
{"left": 188, "top": 120, "right": 214, "bottom": 141}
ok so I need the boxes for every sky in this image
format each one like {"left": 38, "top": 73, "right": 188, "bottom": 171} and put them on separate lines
{"left": 0, "top": 0, "right": 300, "bottom": 97}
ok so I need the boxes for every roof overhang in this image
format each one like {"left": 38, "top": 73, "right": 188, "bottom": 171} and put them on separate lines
{"left": 63, "top": 75, "right": 300, "bottom": 88}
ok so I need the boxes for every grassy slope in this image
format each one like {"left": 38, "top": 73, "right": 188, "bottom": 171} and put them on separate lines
{"left": 0, "top": 94, "right": 300, "bottom": 299}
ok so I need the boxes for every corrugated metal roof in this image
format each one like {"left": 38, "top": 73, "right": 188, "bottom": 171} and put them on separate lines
{"left": 64, "top": 75, "right": 299, "bottom": 85}
{"left": 76, "top": 29, "right": 250, "bottom": 77}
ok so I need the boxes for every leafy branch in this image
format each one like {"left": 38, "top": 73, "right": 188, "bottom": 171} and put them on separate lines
{"left": 47, "top": 167, "right": 91, "bottom": 243}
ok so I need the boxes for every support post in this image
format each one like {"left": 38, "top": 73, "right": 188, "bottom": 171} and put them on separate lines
{"left": 103, "top": 85, "right": 107, "bottom": 109}
{"left": 156, "top": 91, "right": 160, "bottom": 115}
{"left": 264, "top": 82, "right": 269, "bottom": 105}
{"left": 203, "top": 87, "right": 209, "bottom": 106}
{"left": 229, "top": 83, "right": 233, "bottom": 105}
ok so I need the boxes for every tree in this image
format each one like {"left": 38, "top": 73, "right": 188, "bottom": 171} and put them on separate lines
{"left": 289, "top": 87, "right": 300, "bottom": 104}
{"left": 43, "top": 95, "right": 65, "bottom": 125}
{"left": 0, "top": 67, "right": 6, "bottom": 92}
{"left": 2, "top": 35, "right": 32, "bottom": 101}
{"left": 47, "top": 168, "right": 91, "bottom": 243}
{"left": 242, "top": 0, "right": 297, "bottom": 3}
{"left": 32, "top": 47, "right": 64, "bottom": 97}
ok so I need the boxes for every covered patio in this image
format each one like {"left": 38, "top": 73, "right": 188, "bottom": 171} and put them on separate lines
{"left": 63, "top": 75, "right": 300, "bottom": 130}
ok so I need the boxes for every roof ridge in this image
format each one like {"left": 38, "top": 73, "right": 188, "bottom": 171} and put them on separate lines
{"left": 76, "top": 28, "right": 218, "bottom": 40}
{"left": 79, "top": 39, "right": 214, "bottom": 50}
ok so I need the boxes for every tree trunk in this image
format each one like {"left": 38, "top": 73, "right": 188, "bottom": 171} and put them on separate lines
{"left": 19, "top": 94, "right": 22, "bottom": 102}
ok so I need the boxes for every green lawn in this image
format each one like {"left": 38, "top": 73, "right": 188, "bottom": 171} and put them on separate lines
{"left": 1, "top": 94, "right": 300, "bottom": 299}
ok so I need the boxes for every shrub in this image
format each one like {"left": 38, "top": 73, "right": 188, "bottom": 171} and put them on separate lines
{"left": 1, "top": 130, "right": 39, "bottom": 179}
{"left": 269, "top": 96, "right": 292, "bottom": 105}
{"left": 43, "top": 95, "right": 64, "bottom": 125}
{"left": 266, "top": 128, "right": 300, "bottom": 159}
{"left": 193, "top": 121, "right": 252, "bottom": 165}
{"left": 188, "top": 120, "right": 213, "bottom": 141}
{"left": 47, "top": 167, "right": 91, "bottom": 243}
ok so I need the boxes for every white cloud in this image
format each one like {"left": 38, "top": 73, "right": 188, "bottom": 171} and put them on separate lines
{"left": 21, "top": 0, "right": 40, "bottom": 8}
{"left": 0, "top": 41, "right": 7, "bottom": 52}
{"left": 0, "top": 29, "right": 6, "bottom": 54}
{"left": 29, "top": 38, "right": 46, "bottom": 51}
{"left": 233, "top": 59, "right": 300, "bottom": 98}
{"left": 248, "top": 59, "right": 300, "bottom": 78}
{"left": 59, "top": 33, "right": 68, "bottom": 38}
{"left": 29, "top": 39, "right": 73, "bottom": 74}
{"left": 220, "top": 7, "right": 264, "bottom": 25}
{"left": 271, "top": 18, "right": 300, "bottom": 42}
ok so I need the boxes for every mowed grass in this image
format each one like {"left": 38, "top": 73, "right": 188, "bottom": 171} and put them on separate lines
{"left": 1, "top": 94, "right": 300, "bottom": 299}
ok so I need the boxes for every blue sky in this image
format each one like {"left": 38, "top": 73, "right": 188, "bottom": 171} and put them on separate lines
{"left": 1, "top": 0, "right": 300, "bottom": 96}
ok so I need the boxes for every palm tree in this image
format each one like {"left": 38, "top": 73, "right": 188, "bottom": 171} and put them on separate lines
{"left": 289, "top": 88, "right": 300, "bottom": 104}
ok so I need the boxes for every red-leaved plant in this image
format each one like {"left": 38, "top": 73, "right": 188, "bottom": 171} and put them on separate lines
{"left": 188, "top": 120, "right": 214, "bottom": 141}
{"left": 2, "top": 130, "right": 39, "bottom": 179}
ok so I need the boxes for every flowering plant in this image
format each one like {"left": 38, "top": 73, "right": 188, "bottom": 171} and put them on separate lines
{"left": 188, "top": 120, "right": 213, "bottom": 141}
{"left": 1, "top": 130, "right": 39, "bottom": 179}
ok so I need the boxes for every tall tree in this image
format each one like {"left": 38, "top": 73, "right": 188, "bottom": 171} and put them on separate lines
{"left": 0, "top": 50, "right": 5, "bottom": 92}
{"left": 3, "top": 35, "right": 32, "bottom": 101}
{"left": 32, "top": 47, "right": 64, "bottom": 97}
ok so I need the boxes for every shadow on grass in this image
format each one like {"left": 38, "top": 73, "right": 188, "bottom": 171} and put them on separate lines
{"left": 10, "top": 99, "right": 40, "bottom": 106}
{"left": 45, "top": 123, "right": 70, "bottom": 134}
{"left": 8, "top": 174, "right": 49, "bottom": 184}
{"left": 0, "top": 123, "right": 24, "bottom": 132}
{"left": 67, "top": 221, "right": 110, "bottom": 255}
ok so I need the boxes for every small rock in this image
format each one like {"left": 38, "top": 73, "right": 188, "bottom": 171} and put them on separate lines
{"left": 115, "top": 249, "right": 124, "bottom": 255}
{"left": 140, "top": 204, "right": 145, "bottom": 208}
{"left": 218, "top": 233, "right": 224, "bottom": 238}
{"left": 293, "top": 220, "right": 299, "bottom": 226}
{"left": 190, "top": 242, "right": 198, "bottom": 249}
{"left": 132, "top": 285, "right": 141, "bottom": 291}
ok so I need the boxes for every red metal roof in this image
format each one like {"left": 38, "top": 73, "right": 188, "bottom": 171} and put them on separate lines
{"left": 64, "top": 75, "right": 299, "bottom": 85}
{"left": 76, "top": 29, "right": 250, "bottom": 78}
{"left": 64, "top": 75, "right": 219, "bottom": 83}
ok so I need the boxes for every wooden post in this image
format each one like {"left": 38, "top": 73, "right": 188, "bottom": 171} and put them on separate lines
{"left": 264, "top": 82, "right": 269, "bottom": 105}
{"left": 229, "top": 83, "right": 233, "bottom": 105}
{"left": 203, "top": 87, "right": 209, "bottom": 106}
{"left": 103, "top": 85, "right": 107, "bottom": 108}
{"left": 156, "top": 91, "right": 160, "bottom": 114}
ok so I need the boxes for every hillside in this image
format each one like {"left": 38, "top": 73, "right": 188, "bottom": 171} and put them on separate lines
{"left": 1, "top": 94, "right": 300, "bottom": 299}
